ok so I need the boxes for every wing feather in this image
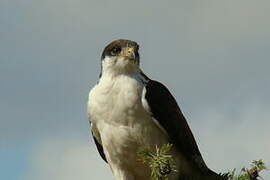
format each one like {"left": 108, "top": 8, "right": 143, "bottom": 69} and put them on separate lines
{"left": 92, "top": 132, "right": 107, "bottom": 163}
{"left": 143, "top": 76, "right": 208, "bottom": 171}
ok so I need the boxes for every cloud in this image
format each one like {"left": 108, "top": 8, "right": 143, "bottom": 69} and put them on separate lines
{"left": 23, "top": 101, "right": 270, "bottom": 180}
{"left": 24, "top": 136, "right": 113, "bottom": 180}
{"left": 190, "top": 102, "right": 270, "bottom": 178}
{"left": 1, "top": 0, "right": 270, "bottom": 142}
{"left": 1, "top": 0, "right": 270, "bottom": 179}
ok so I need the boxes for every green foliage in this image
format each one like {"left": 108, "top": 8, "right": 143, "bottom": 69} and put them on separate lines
{"left": 227, "top": 159, "right": 267, "bottom": 180}
{"left": 138, "top": 143, "right": 268, "bottom": 180}
{"left": 138, "top": 143, "right": 177, "bottom": 180}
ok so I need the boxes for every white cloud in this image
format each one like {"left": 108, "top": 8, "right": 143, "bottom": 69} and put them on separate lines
{"left": 24, "top": 101, "right": 270, "bottom": 180}
{"left": 2, "top": 0, "right": 270, "bottom": 179}
{"left": 24, "top": 137, "right": 113, "bottom": 180}
{"left": 191, "top": 102, "right": 270, "bottom": 178}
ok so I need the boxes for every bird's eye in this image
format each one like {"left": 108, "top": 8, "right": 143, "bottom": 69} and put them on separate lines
{"left": 111, "top": 47, "right": 121, "bottom": 55}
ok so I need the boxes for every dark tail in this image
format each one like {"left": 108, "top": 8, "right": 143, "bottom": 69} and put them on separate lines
{"left": 206, "top": 169, "right": 229, "bottom": 180}
{"left": 178, "top": 169, "right": 229, "bottom": 180}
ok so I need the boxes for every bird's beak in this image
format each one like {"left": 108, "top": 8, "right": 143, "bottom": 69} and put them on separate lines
{"left": 120, "top": 47, "right": 135, "bottom": 60}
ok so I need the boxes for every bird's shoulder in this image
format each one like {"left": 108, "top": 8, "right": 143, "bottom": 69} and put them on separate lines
{"left": 140, "top": 72, "right": 209, "bottom": 172}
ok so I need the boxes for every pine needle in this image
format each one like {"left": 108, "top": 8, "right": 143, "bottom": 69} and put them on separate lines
{"left": 138, "top": 143, "right": 177, "bottom": 180}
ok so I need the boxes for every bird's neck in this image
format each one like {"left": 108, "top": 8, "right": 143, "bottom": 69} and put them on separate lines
{"left": 98, "top": 68, "right": 146, "bottom": 90}
{"left": 100, "top": 66, "right": 140, "bottom": 79}
{"left": 100, "top": 58, "right": 140, "bottom": 78}
{"left": 100, "top": 70, "right": 138, "bottom": 82}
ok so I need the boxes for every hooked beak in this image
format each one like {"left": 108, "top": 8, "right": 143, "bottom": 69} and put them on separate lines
{"left": 120, "top": 47, "right": 135, "bottom": 60}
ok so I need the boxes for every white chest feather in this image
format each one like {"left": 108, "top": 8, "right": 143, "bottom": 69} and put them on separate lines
{"left": 88, "top": 74, "right": 170, "bottom": 179}
{"left": 89, "top": 74, "right": 145, "bottom": 126}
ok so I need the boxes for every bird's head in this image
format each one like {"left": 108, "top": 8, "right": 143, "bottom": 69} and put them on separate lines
{"left": 100, "top": 39, "right": 140, "bottom": 76}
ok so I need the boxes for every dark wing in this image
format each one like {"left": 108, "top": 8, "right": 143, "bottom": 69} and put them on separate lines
{"left": 89, "top": 115, "right": 107, "bottom": 162}
{"left": 143, "top": 78, "right": 209, "bottom": 172}
{"left": 92, "top": 132, "right": 107, "bottom": 163}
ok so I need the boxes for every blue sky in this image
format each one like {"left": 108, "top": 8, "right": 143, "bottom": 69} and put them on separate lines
{"left": 1, "top": 0, "right": 269, "bottom": 179}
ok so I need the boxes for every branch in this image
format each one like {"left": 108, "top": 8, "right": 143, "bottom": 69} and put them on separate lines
{"left": 138, "top": 143, "right": 268, "bottom": 180}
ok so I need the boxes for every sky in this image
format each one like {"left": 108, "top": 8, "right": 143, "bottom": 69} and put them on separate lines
{"left": 0, "top": 0, "right": 269, "bottom": 179}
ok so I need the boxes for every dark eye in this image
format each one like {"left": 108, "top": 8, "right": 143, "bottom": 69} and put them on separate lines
{"left": 111, "top": 46, "right": 121, "bottom": 55}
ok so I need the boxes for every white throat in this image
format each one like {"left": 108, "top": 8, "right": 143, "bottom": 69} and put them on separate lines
{"left": 101, "top": 56, "right": 139, "bottom": 77}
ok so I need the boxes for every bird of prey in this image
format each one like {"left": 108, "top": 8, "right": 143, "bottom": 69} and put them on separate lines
{"left": 88, "top": 39, "right": 226, "bottom": 180}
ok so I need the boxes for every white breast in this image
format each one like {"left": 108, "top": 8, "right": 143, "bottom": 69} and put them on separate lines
{"left": 88, "top": 73, "right": 170, "bottom": 179}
